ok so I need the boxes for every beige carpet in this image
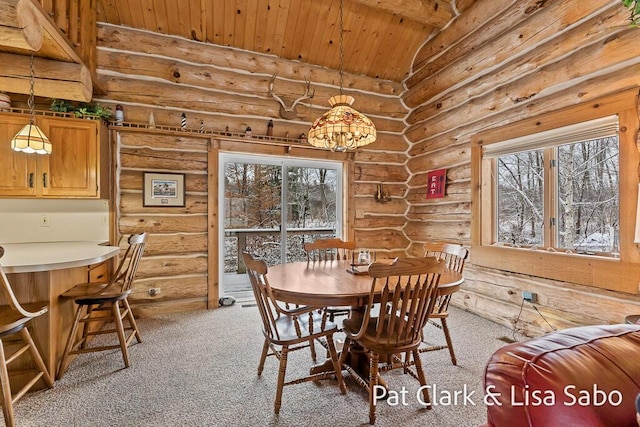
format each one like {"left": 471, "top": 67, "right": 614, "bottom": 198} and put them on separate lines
{"left": 17, "top": 305, "right": 515, "bottom": 426}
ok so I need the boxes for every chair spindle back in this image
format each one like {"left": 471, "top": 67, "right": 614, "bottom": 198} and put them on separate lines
{"left": 304, "top": 238, "right": 356, "bottom": 262}
{"left": 423, "top": 242, "right": 468, "bottom": 274}
{"left": 356, "top": 257, "right": 442, "bottom": 351}
{"left": 113, "top": 232, "right": 148, "bottom": 292}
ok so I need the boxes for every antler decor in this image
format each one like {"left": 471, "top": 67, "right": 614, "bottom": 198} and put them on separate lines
{"left": 268, "top": 73, "right": 315, "bottom": 120}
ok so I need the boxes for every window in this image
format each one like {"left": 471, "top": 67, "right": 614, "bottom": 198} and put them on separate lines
{"left": 497, "top": 149, "right": 544, "bottom": 248}
{"left": 471, "top": 89, "right": 640, "bottom": 293}
{"left": 489, "top": 115, "right": 619, "bottom": 255}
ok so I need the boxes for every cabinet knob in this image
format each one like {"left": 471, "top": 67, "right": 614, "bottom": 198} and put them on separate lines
{"left": 28, "top": 172, "right": 34, "bottom": 188}
{"left": 42, "top": 173, "right": 48, "bottom": 188}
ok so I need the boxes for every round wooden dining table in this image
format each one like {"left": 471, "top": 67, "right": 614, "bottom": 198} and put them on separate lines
{"left": 268, "top": 258, "right": 464, "bottom": 308}
{"left": 267, "top": 258, "right": 464, "bottom": 382}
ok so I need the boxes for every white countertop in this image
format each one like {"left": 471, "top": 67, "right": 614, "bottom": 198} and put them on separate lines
{"left": 0, "top": 241, "right": 120, "bottom": 274}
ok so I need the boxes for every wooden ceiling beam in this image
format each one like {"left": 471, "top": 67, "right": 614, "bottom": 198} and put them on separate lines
{"left": 0, "top": 0, "right": 94, "bottom": 100}
{"left": 0, "top": 0, "right": 43, "bottom": 50}
{"left": 349, "top": 0, "right": 454, "bottom": 28}
{"left": 0, "top": 52, "right": 92, "bottom": 101}
{"left": 0, "top": 0, "right": 84, "bottom": 63}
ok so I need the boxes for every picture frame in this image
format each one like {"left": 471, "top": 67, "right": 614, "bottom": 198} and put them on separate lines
{"left": 143, "top": 172, "right": 186, "bottom": 207}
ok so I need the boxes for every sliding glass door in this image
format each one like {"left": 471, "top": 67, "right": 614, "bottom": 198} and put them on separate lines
{"left": 219, "top": 153, "right": 343, "bottom": 289}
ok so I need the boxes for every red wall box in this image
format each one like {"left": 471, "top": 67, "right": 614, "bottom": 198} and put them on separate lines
{"left": 426, "top": 168, "right": 446, "bottom": 199}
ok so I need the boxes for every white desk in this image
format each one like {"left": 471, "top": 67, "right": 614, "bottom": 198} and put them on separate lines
{"left": 1, "top": 241, "right": 120, "bottom": 273}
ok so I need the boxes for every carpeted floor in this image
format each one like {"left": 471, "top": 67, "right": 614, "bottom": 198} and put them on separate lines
{"left": 16, "top": 305, "right": 516, "bottom": 427}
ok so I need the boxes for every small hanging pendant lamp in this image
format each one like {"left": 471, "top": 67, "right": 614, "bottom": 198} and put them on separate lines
{"left": 11, "top": 52, "right": 51, "bottom": 155}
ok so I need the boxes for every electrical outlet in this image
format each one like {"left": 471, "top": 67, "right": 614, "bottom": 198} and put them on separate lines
{"left": 356, "top": 210, "right": 365, "bottom": 219}
{"left": 523, "top": 291, "right": 537, "bottom": 303}
{"left": 148, "top": 287, "right": 161, "bottom": 296}
{"left": 101, "top": 214, "right": 109, "bottom": 226}
{"left": 40, "top": 214, "right": 50, "bottom": 227}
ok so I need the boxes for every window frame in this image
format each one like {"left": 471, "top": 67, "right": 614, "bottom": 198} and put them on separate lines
{"left": 471, "top": 89, "right": 640, "bottom": 293}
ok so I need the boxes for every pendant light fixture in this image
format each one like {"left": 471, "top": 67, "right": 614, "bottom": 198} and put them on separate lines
{"left": 11, "top": 52, "right": 51, "bottom": 155}
{"left": 307, "top": 0, "right": 377, "bottom": 151}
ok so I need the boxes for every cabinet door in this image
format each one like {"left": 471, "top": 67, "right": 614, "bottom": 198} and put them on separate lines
{"left": 38, "top": 117, "right": 99, "bottom": 197}
{"left": 0, "top": 114, "right": 38, "bottom": 196}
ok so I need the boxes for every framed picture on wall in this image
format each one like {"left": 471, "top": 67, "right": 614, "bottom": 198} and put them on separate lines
{"left": 143, "top": 172, "right": 186, "bottom": 207}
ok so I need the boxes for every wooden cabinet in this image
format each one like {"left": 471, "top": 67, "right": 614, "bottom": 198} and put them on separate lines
{"left": 0, "top": 112, "right": 109, "bottom": 198}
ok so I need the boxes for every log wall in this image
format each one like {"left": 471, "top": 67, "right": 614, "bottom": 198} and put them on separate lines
{"left": 97, "top": 24, "right": 411, "bottom": 314}
{"left": 115, "top": 130, "right": 211, "bottom": 316}
{"left": 404, "top": 0, "right": 640, "bottom": 335}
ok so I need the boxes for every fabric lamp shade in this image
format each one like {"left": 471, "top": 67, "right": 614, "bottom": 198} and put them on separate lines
{"left": 11, "top": 122, "right": 52, "bottom": 154}
{"left": 307, "top": 95, "right": 376, "bottom": 152}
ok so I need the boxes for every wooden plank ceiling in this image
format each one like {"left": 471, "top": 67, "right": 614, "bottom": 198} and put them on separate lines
{"left": 95, "top": 0, "right": 458, "bottom": 83}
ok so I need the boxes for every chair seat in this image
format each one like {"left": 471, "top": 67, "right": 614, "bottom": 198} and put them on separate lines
{"left": 0, "top": 303, "right": 46, "bottom": 336}
{"left": 74, "top": 289, "right": 132, "bottom": 306}
{"left": 272, "top": 310, "right": 338, "bottom": 343}
{"left": 61, "top": 281, "right": 111, "bottom": 298}
{"left": 62, "top": 281, "right": 131, "bottom": 305}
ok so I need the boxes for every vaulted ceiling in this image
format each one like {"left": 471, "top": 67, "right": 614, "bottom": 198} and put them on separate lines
{"left": 96, "top": 0, "right": 469, "bottom": 83}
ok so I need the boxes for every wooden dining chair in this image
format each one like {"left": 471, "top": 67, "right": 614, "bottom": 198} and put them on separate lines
{"left": 57, "top": 232, "right": 148, "bottom": 379}
{"left": 304, "top": 238, "right": 357, "bottom": 322}
{"left": 419, "top": 242, "right": 468, "bottom": 365}
{"left": 242, "top": 251, "right": 346, "bottom": 414}
{"left": 340, "top": 257, "right": 442, "bottom": 425}
{"left": 0, "top": 247, "right": 54, "bottom": 427}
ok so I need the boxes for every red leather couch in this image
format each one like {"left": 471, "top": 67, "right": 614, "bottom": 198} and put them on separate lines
{"left": 482, "top": 324, "right": 640, "bottom": 427}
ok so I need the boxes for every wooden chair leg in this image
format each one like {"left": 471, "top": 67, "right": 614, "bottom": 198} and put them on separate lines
{"left": 19, "top": 328, "right": 53, "bottom": 389}
{"left": 122, "top": 298, "right": 142, "bottom": 343}
{"left": 306, "top": 311, "right": 318, "bottom": 363}
{"left": 368, "top": 352, "right": 379, "bottom": 425}
{"left": 308, "top": 337, "right": 317, "bottom": 362}
{"left": 257, "top": 338, "right": 269, "bottom": 376}
{"left": 0, "top": 339, "right": 14, "bottom": 427}
{"left": 412, "top": 349, "right": 431, "bottom": 408}
{"left": 57, "top": 304, "right": 84, "bottom": 380}
{"left": 80, "top": 304, "right": 93, "bottom": 349}
{"left": 338, "top": 337, "right": 351, "bottom": 366}
{"left": 441, "top": 318, "right": 457, "bottom": 365}
{"left": 326, "top": 333, "right": 346, "bottom": 395}
{"left": 112, "top": 301, "right": 130, "bottom": 368}
{"left": 274, "top": 345, "right": 289, "bottom": 414}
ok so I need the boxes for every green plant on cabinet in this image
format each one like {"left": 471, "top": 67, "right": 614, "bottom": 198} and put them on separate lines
{"left": 50, "top": 99, "right": 113, "bottom": 120}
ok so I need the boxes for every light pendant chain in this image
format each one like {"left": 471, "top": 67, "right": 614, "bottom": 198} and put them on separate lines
{"left": 28, "top": 52, "right": 35, "bottom": 122}
{"left": 339, "top": 0, "right": 344, "bottom": 95}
